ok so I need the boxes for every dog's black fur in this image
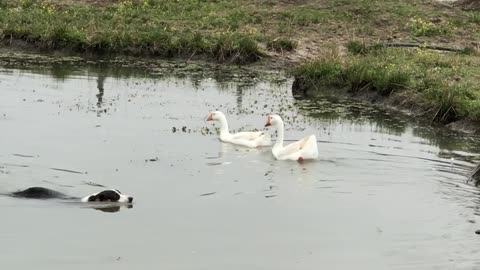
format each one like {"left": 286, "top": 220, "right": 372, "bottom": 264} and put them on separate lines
{"left": 12, "top": 187, "right": 73, "bottom": 199}
{"left": 86, "top": 190, "right": 121, "bottom": 202}
{"left": 11, "top": 187, "right": 133, "bottom": 203}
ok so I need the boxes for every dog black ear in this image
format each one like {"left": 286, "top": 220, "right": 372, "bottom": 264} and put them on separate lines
{"left": 87, "top": 195, "right": 97, "bottom": 202}
{"left": 94, "top": 190, "right": 120, "bottom": 202}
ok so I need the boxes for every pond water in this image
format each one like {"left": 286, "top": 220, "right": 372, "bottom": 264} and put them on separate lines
{"left": 1, "top": 64, "right": 480, "bottom": 270}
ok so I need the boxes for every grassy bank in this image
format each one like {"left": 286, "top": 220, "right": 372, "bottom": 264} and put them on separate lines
{"left": 294, "top": 46, "right": 480, "bottom": 124}
{"left": 0, "top": 0, "right": 479, "bottom": 63}
{"left": 0, "top": 0, "right": 270, "bottom": 63}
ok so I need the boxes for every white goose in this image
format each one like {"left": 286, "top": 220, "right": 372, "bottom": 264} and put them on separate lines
{"left": 265, "top": 114, "right": 318, "bottom": 161}
{"left": 207, "top": 111, "right": 271, "bottom": 148}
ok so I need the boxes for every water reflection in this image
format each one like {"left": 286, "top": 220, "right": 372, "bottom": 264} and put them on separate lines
{"left": 468, "top": 163, "right": 480, "bottom": 186}
{"left": 236, "top": 85, "right": 243, "bottom": 110}
{"left": 0, "top": 60, "right": 268, "bottom": 93}
{"left": 96, "top": 73, "right": 106, "bottom": 117}
{"left": 295, "top": 97, "right": 408, "bottom": 136}
{"left": 50, "top": 64, "right": 78, "bottom": 81}
{"left": 294, "top": 94, "right": 480, "bottom": 157}
{"left": 89, "top": 204, "right": 133, "bottom": 213}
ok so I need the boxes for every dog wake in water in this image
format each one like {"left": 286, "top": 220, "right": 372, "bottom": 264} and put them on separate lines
{"left": 10, "top": 187, "right": 134, "bottom": 212}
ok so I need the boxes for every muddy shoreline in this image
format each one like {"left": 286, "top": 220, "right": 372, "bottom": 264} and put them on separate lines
{"left": 0, "top": 46, "right": 289, "bottom": 83}
{"left": 291, "top": 76, "right": 480, "bottom": 135}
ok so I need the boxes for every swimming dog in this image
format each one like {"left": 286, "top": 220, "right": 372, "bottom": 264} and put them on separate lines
{"left": 11, "top": 187, "right": 133, "bottom": 203}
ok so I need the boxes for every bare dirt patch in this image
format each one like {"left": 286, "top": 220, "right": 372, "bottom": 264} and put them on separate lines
{"left": 455, "top": 0, "right": 480, "bottom": 10}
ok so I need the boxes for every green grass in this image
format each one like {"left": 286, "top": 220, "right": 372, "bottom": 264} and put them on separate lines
{"left": 407, "top": 17, "right": 453, "bottom": 37}
{"left": 468, "top": 11, "right": 480, "bottom": 24}
{"left": 0, "top": 0, "right": 265, "bottom": 63}
{"left": 295, "top": 60, "right": 344, "bottom": 86}
{"left": 279, "top": 7, "right": 330, "bottom": 26}
{"left": 0, "top": 0, "right": 478, "bottom": 66}
{"left": 295, "top": 48, "right": 480, "bottom": 123}
{"left": 346, "top": 41, "right": 368, "bottom": 55}
{"left": 266, "top": 37, "right": 297, "bottom": 52}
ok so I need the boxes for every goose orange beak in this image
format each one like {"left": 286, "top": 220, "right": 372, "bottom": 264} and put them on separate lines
{"left": 206, "top": 114, "right": 213, "bottom": 121}
{"left": 265, "top": 116, "right": 271, "bottom": 127}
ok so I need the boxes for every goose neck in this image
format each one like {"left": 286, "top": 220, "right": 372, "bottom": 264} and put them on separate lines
{"left": 218, "top": 114, "right": 229, "bottom": 136}
{"left": 274, "top": 121, "right": 284, "bottom": 148}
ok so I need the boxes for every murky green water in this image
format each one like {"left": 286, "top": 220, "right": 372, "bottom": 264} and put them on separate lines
{"left": 1, "top": 64, "right": 480, "bottom": 269}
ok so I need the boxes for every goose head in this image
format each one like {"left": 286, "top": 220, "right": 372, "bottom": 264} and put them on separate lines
{"left": 206, "top": 111, "right": 225, "bottom": 122}
{"left": 265, "top": 114, "right": 282, "bottom": 127}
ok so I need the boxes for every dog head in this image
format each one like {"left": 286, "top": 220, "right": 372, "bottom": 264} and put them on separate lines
{"left": 81, "top": 189, "right": 133, "bottom": 203}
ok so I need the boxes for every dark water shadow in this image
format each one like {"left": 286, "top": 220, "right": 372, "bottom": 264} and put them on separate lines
{"left": 96, "top": 72, "right": 106, "bottom": 117}
{"left": 294, "top": 94, "right": 480, "bottom": 156}
{"left": 85, "top": 203, "right": 133, "bottom": 213}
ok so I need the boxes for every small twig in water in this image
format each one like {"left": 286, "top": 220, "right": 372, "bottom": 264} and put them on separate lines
{"left": 50, "top": 168, "right": 86, "bottom": 174}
